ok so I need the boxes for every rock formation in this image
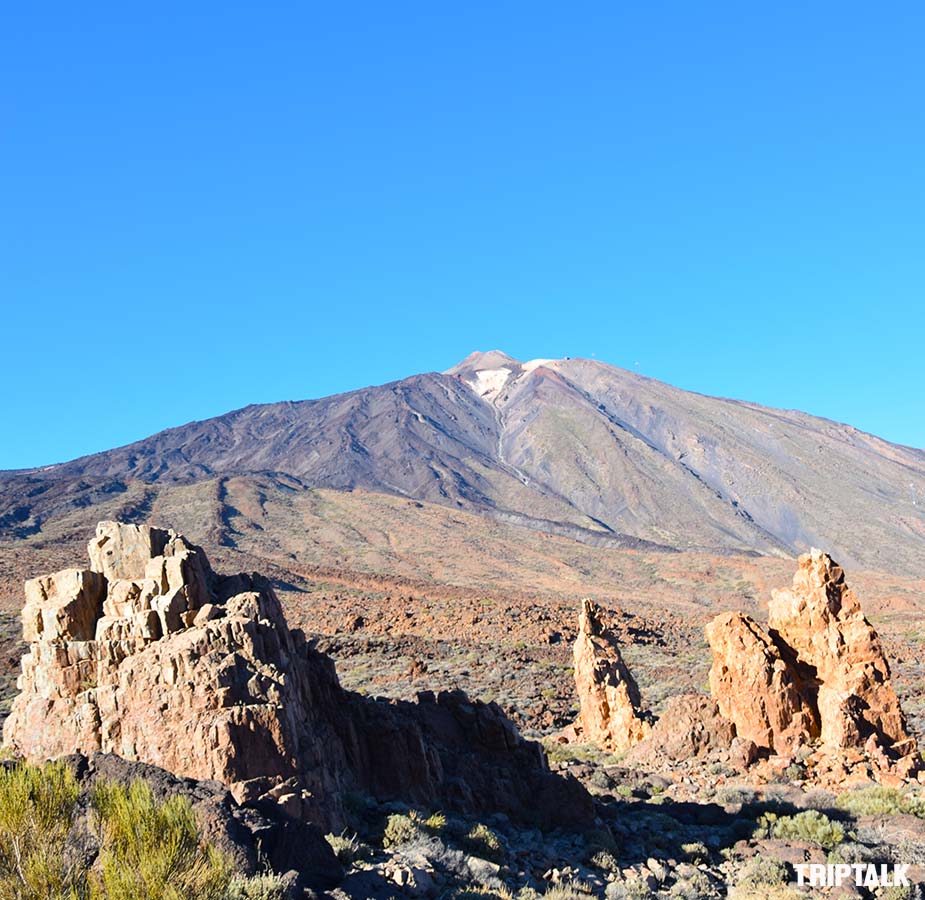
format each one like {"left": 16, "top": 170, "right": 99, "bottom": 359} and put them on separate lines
{"left": 4, "top": 521, "right": 592, "bottom": 832}
{"left": 768, "top": 549, "right": 912, "bottom": 754}
{"left": 571, "top": 599, "right": 651, "bottom": 753}
{"left": 706, "top": 549, "right": 918, "bottom": 780}
{"left": 706, "top": 611, "right": 819, "bottom": 754}
{"left": 623, "top": 694, "right": 744, "bottom": 769}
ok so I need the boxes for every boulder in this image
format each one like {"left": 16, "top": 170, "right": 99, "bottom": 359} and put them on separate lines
{"left": 624, "top": 694, "right": 736, "bottom": 767}
{"left": 571, "top": 599, "right": 651, "bottom": 753}
{"left": 23, "top": 569, "right": 105, "bottom": 642}
{"left": 88, "top": 521, "right": 171, "bottom": 581}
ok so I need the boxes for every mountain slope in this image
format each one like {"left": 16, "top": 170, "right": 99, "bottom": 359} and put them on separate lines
{"left": 2, "top": 352, "right": 924, "bottom": 573}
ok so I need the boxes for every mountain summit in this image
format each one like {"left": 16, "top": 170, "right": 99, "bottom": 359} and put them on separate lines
{"left": 2, "top": 353, "right": 924, "bottom": 574}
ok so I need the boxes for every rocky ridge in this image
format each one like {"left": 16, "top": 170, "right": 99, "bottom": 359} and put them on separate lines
{"left": 3, "top": 521, "right": 592, "bottom": 833}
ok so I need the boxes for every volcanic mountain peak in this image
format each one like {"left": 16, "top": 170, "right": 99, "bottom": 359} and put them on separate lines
{"left": 445, "top": 350, "right": 567, "bottom": 404}
{"left": 1, "top": 351, "right": 924, "bottom": 575}
{"left": 443, "top": 349, "right": 521, "bottom": 375}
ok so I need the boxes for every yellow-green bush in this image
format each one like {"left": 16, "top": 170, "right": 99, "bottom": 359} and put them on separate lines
{"left": 465, "top": 823, "right": 503, "bottom": 860}
{"left": 88, "top": 779, "right": 231, "bottom": 899}
{"left": 753, "top": 809, "right": 844, "bottom": 849}
{"left": 0, "top": 760, "right": 81, "bottom": 900}
{"left": 0, "top": 760, "right": 236, "bottom": 900}
{"left": 225, "top": 873, "right": 288, "bottom": 900}
{"left": 837, "top": 784, "right": 925, "bottom": 818}
{"left": 324, "top": 831, "right": 372, "bottom": 865}
{"left": 382, "top": 809, "right": 446, "bottom": 848}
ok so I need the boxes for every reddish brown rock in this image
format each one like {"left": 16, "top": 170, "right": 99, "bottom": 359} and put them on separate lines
{"left": 88, "top": 521, "right": 171, "bottom": 581}
{"left": 623, "top": 694, "right": 737, "bottom": 767}
{"left": 706, "top": 611, "right": 818, "bottom": 754}
{"left": 4, "top": 521, "right": 592, "bottom": 831}
{"left": 23, "top": 569, "right": 105, "bottom": 642}
{"left": 572, "top": 599, "right": 651, "bottom": 753}
{"left": 705, "top": 549, "right": 918, "bottom": 781}
{"left": 768, "top": 548, "right": 913, "bottom": 754}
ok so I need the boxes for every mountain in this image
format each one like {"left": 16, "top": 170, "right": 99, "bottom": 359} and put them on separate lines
{"left": 2, "top": 351, "right": 924, "bottom": 574}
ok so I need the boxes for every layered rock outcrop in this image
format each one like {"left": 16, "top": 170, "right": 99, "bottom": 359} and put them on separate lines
{"left": 4, "top": 522, "right": 592, "bottom": 831}
{"left": 706, "top": 549, "right": 918, "bottom": 779}
{"left": 571, "top": 599, "right": 651, "bottom": 752}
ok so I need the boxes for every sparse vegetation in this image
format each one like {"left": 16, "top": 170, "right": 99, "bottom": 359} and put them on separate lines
{"left": 452, "top": 885, "right": 515, "bottom": 900}
{"left": 837, "top": 784, "right": 925, "bottom": 818}
{"left": 88, "top": 778, "right": 231, "bottom": 899}
{"left": 324, "top": 831, "right": 370, "bottom": 865}
{"left": 0, "top": 759, "right": 81, "bottom": 900}
{"left": 542, "top": 882, "right": 595, "bottom": 900}
{"left": 714, "top": 785, "right": 757, "bottom": 806}
{"left": 754, "top": 809, "right": 845, "bottom": 849}
{"left": 588, "top": 849, "right": 619, "bottom": 872}
{"left": 668, "top": 870, "right": 712, "bottom": 899}
{"left": 466, "top": 822, "right": 503, "bottom": 860}
{"left": 382, "top": 809, "right": 446, "bottom": 848}
{"left": 727, "top": 855, "right": 799, "bottom": 900}
{"left": 382, "top": 812, "right": 420, "bottom": 848}
{"left": 225, "top": 874, "right": 288, "bottom": 900}
{"left": 605, "top": 879, "right": 656, "bottom": 900}
{"left": 541, "top": 740, "right": 620, "bottom": 767}
{"left": 679, "top": 840, "right": 710, "bottom": 864}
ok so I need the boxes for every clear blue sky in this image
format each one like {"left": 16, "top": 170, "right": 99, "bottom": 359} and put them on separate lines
{"left": 2, "top": 3, "right": 923, "bottom": 469}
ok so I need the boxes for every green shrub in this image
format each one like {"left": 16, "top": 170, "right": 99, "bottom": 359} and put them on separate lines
{"left": 324, "top": 831, "right": 371, "bottom": 865}
{"left": 734, "top": 855, "right": 789, "bottom": 889}
{"left": 0, "top": 762, "right": 232, "bottom": 900}
{"left": 879, "top": 885, "right": 916, "bottom": 900}
{"left": 588, "top": 849, "right": 619, "bottom": 872}
{"left": 837, "top": 785, "right": 904, "bottom": 816}
{"left": 466, "top": 823, "right": 503, "bottom": 860}
{"left": 715, "top": 786, "right": 756, "bottom": 806}
{"left": 679, "top": 841, "right": 709, "bottom": 864}
{"left": 89, "top": 778, "right": 231, "bottom": 899}
{"left": 669, "top": 871, "right": 712, "bottom": 899}
{"left": 382, "top": 812, "right": 420, "bottom": 848}
{"left": 727, "top": 854, "right": 803, "bottom": 900}
{"left": 421, "top": 811, "right": 446, "bottom": 833}
{"left": 542, "top": 882, "right": 595, "bottom": 900}
{"left": 754, "top": 809, "right": 844, "bottom": 849}
{"left": 836, "top": 784, "right": 925, "bottom": 818}
{"left": 225, "top": 873, "right": 288, "bottom": 900}
{"left": 728, "top": 885, "right": 800, "bottom": 900}
{"left": 381, "top": 809, "right": 445, "bottom": 848}
{"left": 606, "top": 879, "right": 656, "bottom": 900}
{"left": 0, "top": 760, "right": 82, "bottom": 899}
{"left": 452, "top": 886, "right": 514, "bottom": 900}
